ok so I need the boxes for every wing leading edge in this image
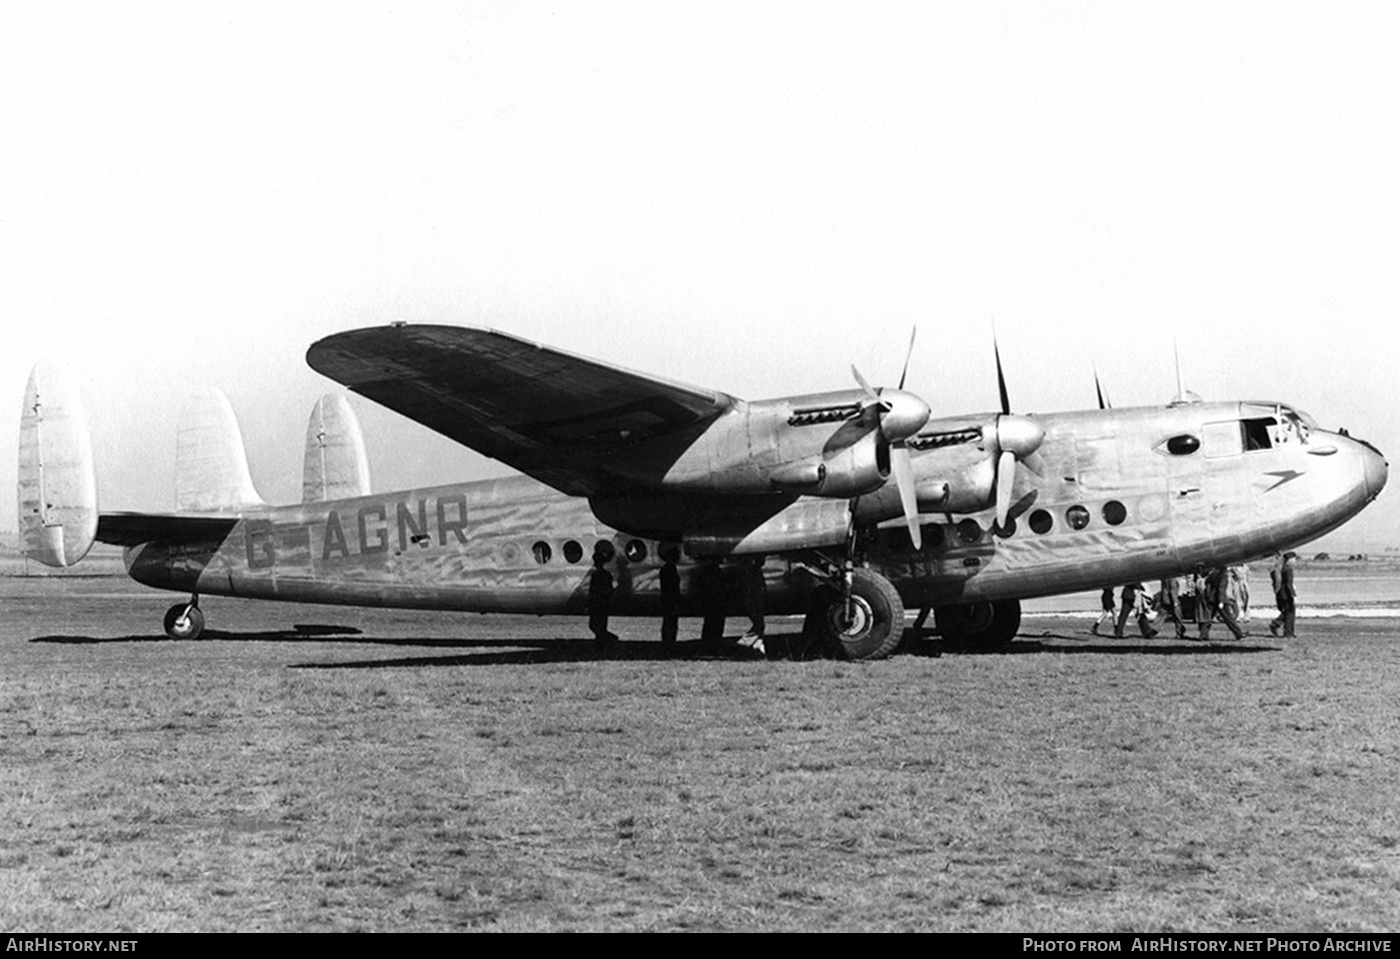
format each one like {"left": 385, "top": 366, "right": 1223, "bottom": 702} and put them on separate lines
{"left": 306, "top": 325, "right": 736, "bottom": 496}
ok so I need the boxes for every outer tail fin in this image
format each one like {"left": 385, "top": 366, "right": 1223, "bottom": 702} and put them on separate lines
{"left": 302, "top": 394, "right": 371, "bottom": 503}
{"left": 176, "top": 389, "right": 265, "bottom": 512}
{"left": 18, "top": 363, "right": 98, "bottom": 567}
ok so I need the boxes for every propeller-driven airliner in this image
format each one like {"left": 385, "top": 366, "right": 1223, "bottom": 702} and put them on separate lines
{"left": 17, "top": 324, "right": 1388, "bottom": 659}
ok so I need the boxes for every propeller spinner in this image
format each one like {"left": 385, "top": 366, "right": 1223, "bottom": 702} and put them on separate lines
{"left": 851, "top": 328, "right": 930, "bottom": 548}
{"left": 991, "top": 335, "right": 1045, "bottom": 530}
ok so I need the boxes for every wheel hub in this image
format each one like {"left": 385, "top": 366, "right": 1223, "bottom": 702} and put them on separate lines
{"left": 829, "top": 595, "right": 873, "bottom": 638}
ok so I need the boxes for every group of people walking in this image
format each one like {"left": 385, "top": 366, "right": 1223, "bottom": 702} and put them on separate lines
{"left": 588, "top": 545, "right": 768, "bottom": 656}
{"left": 1095, "top": 552, "right": 1298, "bottom": 641}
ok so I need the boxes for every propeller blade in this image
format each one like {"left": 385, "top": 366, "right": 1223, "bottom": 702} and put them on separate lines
{"left": 995, "top": 448, "right": 1017, "bottom": 529}
{"left": 897, "top": 326, "right": 917, "bottom": 391}
{"left": 890, "top": 444, "right": 921, "bottom": 550}
{"left": 850, "top": 365, "right": 887, "bottom": 409}
{"left": 994, "top": 336, "right": 1011, "bottom": 415}
{"left": 1094, "top": 366, "right": 1111, "bottom": 410}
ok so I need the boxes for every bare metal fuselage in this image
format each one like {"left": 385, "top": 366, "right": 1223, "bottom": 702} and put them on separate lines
{"left": 121, "top": 401, "right": 1387, "bottom": 619}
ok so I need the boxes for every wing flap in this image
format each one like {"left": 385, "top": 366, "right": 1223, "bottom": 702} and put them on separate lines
{"left": 307, "top": 325, "right": 735, "bottom": 495}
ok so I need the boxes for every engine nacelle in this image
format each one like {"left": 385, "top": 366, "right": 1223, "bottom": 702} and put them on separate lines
{"left": 589, "top": 491, "right": 851, "bottom": 556}
{"left": 604, "top": 390, "right": 905, "bottom": 501}
{"left": 683, "top": 498, "right": 852, "bottom": 556}
{"left": 768, "top": 430, "right": 889, "bottom": 498}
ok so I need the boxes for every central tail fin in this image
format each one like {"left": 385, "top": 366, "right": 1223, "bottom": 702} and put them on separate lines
{"left": 176, "top": 389, "right": 265, "bottom": 512}
{"left": 302, "top": 394, "right": 371, "bottom": 502}
{"left": 17, "top": 363, "right": 98, "bottom": 567}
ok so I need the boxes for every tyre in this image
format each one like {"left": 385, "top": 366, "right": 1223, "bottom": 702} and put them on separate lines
{"left": 163, "top": 603, "right": 205, "bottom": 640}
{"left": 809, "top": 569, "right": 905, "bottom": 661}
{"left": 936, "top": 599, "right": 1021, "bottom": 649}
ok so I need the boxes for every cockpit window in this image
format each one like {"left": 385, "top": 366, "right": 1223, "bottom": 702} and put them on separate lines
{"left": 1204, "top": 420, "right": 1244, "bottom": 458}
{"left": 1243, "top": 418, "right": 1274, "bottom": 451}
{"left": 1242, "top": 403, "right": 1312, "bottom": 446}
{"left": 1204, "top": 408, "right": 1312, "bottom": 458}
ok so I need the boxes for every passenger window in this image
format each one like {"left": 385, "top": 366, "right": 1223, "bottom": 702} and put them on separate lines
{"left": 594, "top": 540, "right": 616, "bottom": 562}
{"left": 1029, "top": 510, "right": 1053, "bottom": 534}
{"left": 956, "top": 519, "right": 982, "bottom": 544}
{"left": 1165, "top": 435, "right": 1200, "bottom": 455}
{"left": 1102, "top": 501, "right": 1127, "bottom": 526}
{"left": 624, "top": 539, "right": 647, "bottom": 562}
{"left": 1066, "top": 505, "right": 1090, "bottom": 530}
{"left": 532, "top": 541, "right": 552, "bottom": 564}
{"left": 563, "top": 540, "right": 583, "bottom": 563}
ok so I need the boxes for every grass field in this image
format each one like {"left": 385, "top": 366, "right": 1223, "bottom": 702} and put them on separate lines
{"left": 2, "top": 577, "right": 1398, "bottom": 932}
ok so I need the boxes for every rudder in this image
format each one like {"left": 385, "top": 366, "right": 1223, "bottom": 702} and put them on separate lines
{"left": 302, "top": 394, "right": 371, "bottom": 502}
{"left": 176, "top": 389, "right": 265, "bottom": 512}
{"left": 17, "top": 363, "right": 98, "bottom": 567}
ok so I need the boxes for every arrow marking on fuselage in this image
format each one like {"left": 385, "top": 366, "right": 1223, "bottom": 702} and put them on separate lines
{"left": 1262, "top": 469, "right": 1304, "bottom": 492}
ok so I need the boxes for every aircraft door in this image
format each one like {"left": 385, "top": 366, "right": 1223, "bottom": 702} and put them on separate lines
{"left": 1162, "top": 427, "right": 1212, "bottom": 569}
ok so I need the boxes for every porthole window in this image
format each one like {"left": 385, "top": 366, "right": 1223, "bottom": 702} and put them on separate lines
{"left": 1166, "top": 434, "right": 1201, "bottom": 455}
{"left": 1066, "top": 505, "right": 1090, "bottom": 530}
{"left": 500, "top": 542, "right": 521, "bottom": 565}
{"left": 594, "top": 540, "right": 616, "bottom": 562}
{"left": 1028, "top": 510, "right": 1053, "bottom": 534}
{"left": 563, "top": 540, "right": 584, "bottom": 564}
{"left": 1102, "top": 501, "right": 1127, "bottom": 526}
{"left": 956, "top": 518, "right": 982, "bottom": 544}
{"left": 921, "top": 524, "right": 946, "bottom": 550}
{"left": 624, "top": 539, "right": 648, "bottom": 562}
{"left": 532, "top": 541, "right": 552, "bottom": 564}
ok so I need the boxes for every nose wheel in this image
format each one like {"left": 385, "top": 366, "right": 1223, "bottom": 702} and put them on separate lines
{"left": 163, "top": 598, "right": 205, "bottom": 640}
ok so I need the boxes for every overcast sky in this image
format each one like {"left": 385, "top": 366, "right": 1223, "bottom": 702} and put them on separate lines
{"left": 3, "top": 2, "right": 1398, "bottom": 545}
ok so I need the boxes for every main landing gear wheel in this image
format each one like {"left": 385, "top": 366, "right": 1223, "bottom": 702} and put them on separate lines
{"left": 806, "top": 568, "right": 905, "bottom": 661}
{"left": 163, "top": 602, "right": 205, "bottom": 641}
{"left": 935, "top": 599, "right": 1021, "bottom": 650}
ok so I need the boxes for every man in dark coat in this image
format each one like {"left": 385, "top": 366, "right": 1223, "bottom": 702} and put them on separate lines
{"left": 659, "top": 543, "right": 680, "bottom": 647}
{"left": 588, "top": 549, "right": 618, "bottom": 645}
{"left": 1270, "top": 552, "right": 1298, "bottom": 638}
{"left": 1115, "top": 582, "right": 1158, "bottom": 638}
{"left": 1206, "top": 566, "right": 1247, "bottom": 639}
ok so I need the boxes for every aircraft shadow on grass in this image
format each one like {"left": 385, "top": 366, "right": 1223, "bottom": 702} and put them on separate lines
{"left": 29, "top": 625, "right": 1279, "bottom": 666}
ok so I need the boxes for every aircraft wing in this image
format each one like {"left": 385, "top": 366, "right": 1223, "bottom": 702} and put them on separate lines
{"left": 306, "top": 325, "right": 736, "bottom": 496}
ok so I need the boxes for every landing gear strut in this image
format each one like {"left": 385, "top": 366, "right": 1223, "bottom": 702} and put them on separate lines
{"left": 163, "top": 595, "right": 205, "bottom": 640}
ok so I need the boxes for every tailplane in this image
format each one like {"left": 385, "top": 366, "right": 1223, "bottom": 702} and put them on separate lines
{"left": 17, "top": 363, "right": 98, "bottom": 567}
{"left": 302, "top": 394, "right": 371, "bottom": 502}
{"left": 176, "top": 389, "right": 265, "bottom": 512}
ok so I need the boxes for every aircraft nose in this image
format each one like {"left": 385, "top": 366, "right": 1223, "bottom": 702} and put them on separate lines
{"left": 1362, "top": 442, "right": 1388, "bottom": 501}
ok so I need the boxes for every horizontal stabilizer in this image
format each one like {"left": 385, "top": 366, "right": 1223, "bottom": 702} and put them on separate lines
{"left": 177, "top": 389, "right": 265, "bottom": 512}
{"left": 303, "top": 394, "right": 371, "bottom": 503}
{"left": 96, "top": 511, "right": 240, "bottom": 548}
{"left": 17, "top": 363, "right": 98, "bottom": 567}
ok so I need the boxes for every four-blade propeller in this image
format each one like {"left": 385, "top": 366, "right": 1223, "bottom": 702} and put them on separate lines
{"left": 991, "top": 334, "right": 1045, "bottom": 531}
{"left": 847, "top": 328, "right": 1047, "bottom": 546}
{"left": 850, "top": 328, "right": 929, "bottom": 548}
